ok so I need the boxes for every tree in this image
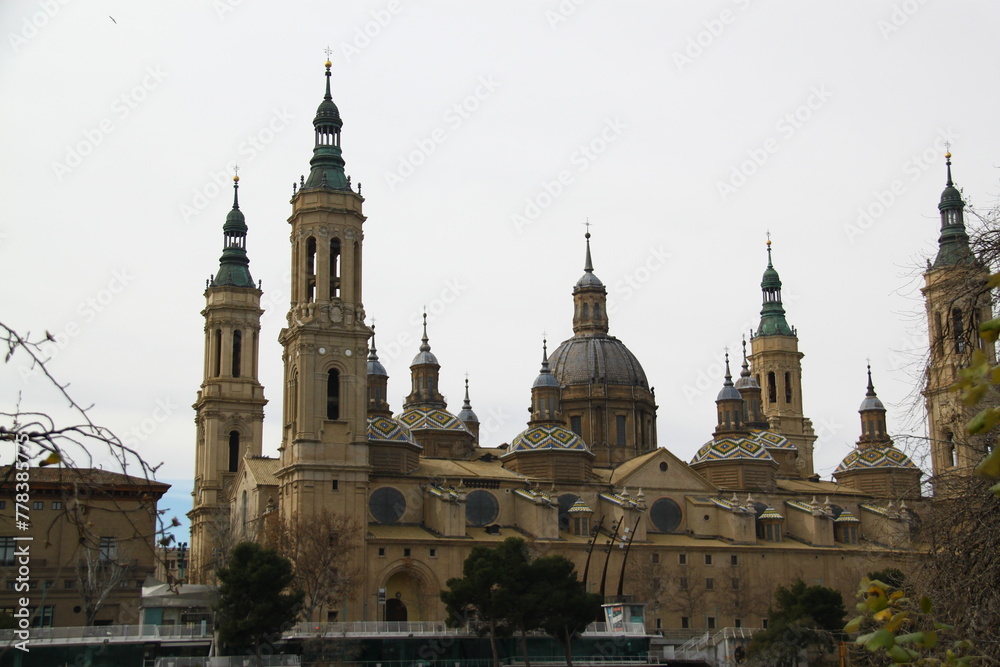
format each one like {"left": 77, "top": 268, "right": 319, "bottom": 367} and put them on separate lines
{"left": 76, "top": 539, "right": 134, "bottom": 626}
{"left": 441, "top": 537, "right": 529, "bottom": 667}
{"left": 747, "top": 579, "right": 846, "bottom": 667}
{"left": 531, "top": 555, "right": 602, "bottom": 667}
{"left": 263, "top": 509, "right": 362, "bottom": 622}
{"left": 215, "top": 541, "right": 303, "bottom": 661}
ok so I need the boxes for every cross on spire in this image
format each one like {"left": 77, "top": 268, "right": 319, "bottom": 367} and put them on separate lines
{"left": 323, "top": 45, "right": 333, "bottom": 59}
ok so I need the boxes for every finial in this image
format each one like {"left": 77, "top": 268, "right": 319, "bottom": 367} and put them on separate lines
{"left": 368, "top": 320, "right": 379, "bottom": 361}
{"left": 723, "top": 351, "right": 734, "bottom": 387}
{"left": 740, "top": 337, "right": 751, "bottom": 378}
{"left": 944, "top": 147, "right": 954, "bottom": 187}
{"left": 463, "top": 376, "right": 473, "bottom": 409}
{"left": 323, "top": 45, "right": 333, "bottom": 69}
{"left": 322, "top": 49, "right": 333, "bottom": 100}
{"left": 583, "top": 224, "right": 594, "bottom": 273}
{"left": 231, "top": 166, "right": 240, "bottom": 209}
{"left": 866, "top": 363, "right": 876, "bottom": 397}
{"left": 419, "top": 310, "right": 430, "bottom": 352}
{"left": 766, "top": 231, "right": 773, "bottom": 267}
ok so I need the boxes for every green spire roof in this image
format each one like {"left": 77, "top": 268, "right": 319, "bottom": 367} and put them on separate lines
{"left": 212, "top": 176, "right": 256, "bottom": 289}
{"left": 755, "top": 239, "right": 794, "bottom": 337}
{"left": 932, "top": 151, "right": 973, "bottom": 268}
{"left": 304, "top": 60, "right": 349, "bottom": 191}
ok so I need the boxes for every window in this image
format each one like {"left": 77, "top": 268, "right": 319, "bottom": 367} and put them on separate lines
{"left": 681, "top": 616, "right": 690, "bottom": 629}
{"left": 32, "top": 501, "right": 43, "bottom": 510}
{"left": 64, "top": 580, "right": 75, "bottom": 589}
{"left": 570, "top": 415, "right": 582, "bottom": 436}
{"left": 331, "top": 480, "right": 339, "bottom": 491}
{"left": 0, "top": 537, "right": 16, "bottom": 566}
{"left": 655, "top": 618, "right": 662, "bottom": 629}
{"left": 678, "top": 577, "right": 688, "bottom": 591}
{"left": 43, "top": 580, "right": 54, "bottom": 590}
{"left": 953, "top": 308, "right": 965, "bottom": 353}
{"left": 732, "top": 578, "right": 740, "bottom": 590}
{"left": 403, "top": 548, "right": 411, "bottom": 557}
{"left": 704, "top": 554, "right": 713, "bottom": 566}
{"left": 706, "top": 578, "right": 714, "bottom": 591}
{"left": 327, "top": 610, "right": 339, "bottom": 622}
{"left": 616, "top": 415, "right": 627, "bottom": 447}
{"left": 429, "top": 548, "right": 437, "bottom": 558}
{"left": 767, "top": 372, "right": 776, "bottom": 402}
{"left": 679, "top": 553, "right": 687, "bottom": 565}
{"left": 228, "top": 431, "right": 240, "bottom": 473}
{"left": 30, "top": 606, "right": 54, "bottom": 628}
{"left": 330, "top": 238, "right": 341, "bottom": 298}
{"left": 213, "top": 329, "right": 222, "bottom": 377}
{"left": 734, "top": 618, "right": 742, "bottom": 628}
{"left": 762, "top": 618, "right": 769, "bottom": 629}
{"left": 0, "top": 501, "right": 5, "bottom": 510}
{"left": 784, "top": 371, "right": 792, "bottom": 403}
{"left": 305, "top": 237, "right": 317, "bottom": 302}
{"left": 652, "top": 553, "right": 660, "bottom": 564}
{"left": 730, "top": 554, "right": 738, "bottom": 566}
{"left": 232, "top": 330, "right": 242, "bottom": 377}
{"left": 707, "top": 617, "right": 716, "bottom": 629}
{"left": 378, "top": 547, "right": 386, "bottom": 557}
{"left": 327, "top": 369, "right": 340, "bottom": 420}
{"left": 52, "top": 501, "right": 62, "bottom": 511}
{"left": 99, "top": 537, "right": 117, "bottom": 562}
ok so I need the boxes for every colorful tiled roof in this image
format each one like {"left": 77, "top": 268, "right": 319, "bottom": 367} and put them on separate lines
{"left": 750, "top": 429, "right": 796, "bottom": 451}
{"left": 834, "top": 446, "right": 919, "bottom": 473}
{"left": 504, "top": 424, "right": 590, "bottom": 456}
{"left": 367, "top": 416, "right": 421, "bottom": 448}
{"left": 758, "top": 505, "right": 784, "bottom": 521}
{"left": 398, "top": 407, "right": 472, "bottom": 434}
{"left": 691, "top": 436, "right": 776, "bottom": 464}
{"left": 834, "top": 510, "right": 860, "bottom": 523}
{"left": 568, "top": 498, "right": 593, "bottom": 514}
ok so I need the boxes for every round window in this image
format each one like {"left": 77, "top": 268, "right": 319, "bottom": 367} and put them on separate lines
{"left": 369, "top": 487, "right": 406, "bottom": 524}
{"left": 649, "top": 497, "right": 682, "bottom": 533}
{"left": 466, "top": 490, "right": 500, "bottom": 527}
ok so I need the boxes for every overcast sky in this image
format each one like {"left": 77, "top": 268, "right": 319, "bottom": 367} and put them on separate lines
{"left": 3, "top": 1, "right": 1000, "bottom": 536}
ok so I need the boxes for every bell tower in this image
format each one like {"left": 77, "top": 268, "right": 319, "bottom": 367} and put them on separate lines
{"left": 276, "top": 59, "right": 371, "bottom": 522}
{"left": 922, "top": 150, "right": 995, "bottom": 484}
{"left": 748, "top": 238, "right": 817, "bottom": 478}
{"left": 189, "top": 175, "right": 267, "bottom": 582}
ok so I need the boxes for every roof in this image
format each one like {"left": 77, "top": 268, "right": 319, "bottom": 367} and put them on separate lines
{"left": 691, "top": 436, "right": 776, "bottom": 464}
{"left": 776, "top": 478, "right": 867, "bottom": 496}
{"left": 243, "top": 455, "right": 279, "bottom": 487}
{"left": 834, "top": 446, "right": 921, "bottom": 474}
{"left": 367, "top": 416, "right": 421, "bottom": 448}
{"left": 398, "top": 407, "right": 472, "bottom": 434}
{"left": 505, "top": 424, "right": 591, "bottom": 457}
{"left": 408, "top": 457, "right": 528, "bottom": 482}
{"left": 750, "top": 429, "right": 796, "bottom": 451}
{"left": 1, "top": 466, "right": 170, "bottom": 494}
{"left": 548, "top": 334, "right": 648, "bottom": 387}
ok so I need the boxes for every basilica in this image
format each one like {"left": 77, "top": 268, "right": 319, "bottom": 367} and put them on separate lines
{"left": 186, "top": 60, "right": 991, "bottom": 630}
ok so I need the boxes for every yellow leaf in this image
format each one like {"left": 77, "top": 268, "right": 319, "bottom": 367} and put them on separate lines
{"left": 885, "top": 611, "right": 909, "bottom": 633}
{"left": 975, "top": 446, "right": 1000, "bottom": 479}
{"left": 38, "top": 451, "right": 61, "bottom": 467}
{"left": 845, "top": 615, "right": 865, "bottom": 634}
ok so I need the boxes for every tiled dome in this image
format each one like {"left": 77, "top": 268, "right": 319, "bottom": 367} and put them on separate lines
{"left": 691, "top": 436, "right": 776, "bottom": 464}
{"left": 398, "top": 407, "right": 472, "bottom": 434}
{"left": 503, "top": 424, "right": 590, "bottom": 457}
{"left": 367, "top": 416, "right": 421, "bottom": 448}
{"left": 834, "top": 446, "right": 919, "bottom": 473}
{"left": 549, "top": 335, "right": 648, "bottom": 387}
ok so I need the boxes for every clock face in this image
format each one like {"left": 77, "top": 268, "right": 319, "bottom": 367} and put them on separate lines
{"left": 318, "top": 347, "right": 326, "bottom": 354}
{"left": 345, "top": 348, "right": 353, "bottom": 357}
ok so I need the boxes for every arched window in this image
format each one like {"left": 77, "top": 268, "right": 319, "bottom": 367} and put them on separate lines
{"left": 952, "top": 308, "right": 965, "bottom": 353}
{"left": 213, "top": 329, "right": 222, "bottom": 377}
{"left": 232, "top": 330, "right": 242, "bottom": 378}
{"left": 946, "top": 432, "right": 956, "bottom": 467}
{"left": 305, "top": 237, "right": 317, "bottom": 302}
{"left": 327, "top": 369, "right": 340, "bottom": 420}
{"left": 228, "top": 431, "right": 240, "bottom": 472}
{"left": 582, "top": 303, "right": 590, "bottom": 319}
{"left": 594, "top": 303, "right": 601, "bottom": 320}
{"left": 784, "top": 372, "right": 792, "bottom": 403}
{"left": 330, "top": 238, "right": 341, "bottom": 298}
{"left": 767, "top": 372, "right": 776, "bottom": 403}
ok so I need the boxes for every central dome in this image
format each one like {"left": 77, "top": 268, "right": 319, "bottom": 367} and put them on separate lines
{"left": 548, "top": 334, "right": 648, "bottom": 387}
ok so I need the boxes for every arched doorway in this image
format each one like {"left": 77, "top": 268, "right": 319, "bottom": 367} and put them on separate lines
{"left": 383, "top": 569, "right": 426, "bottom": 622}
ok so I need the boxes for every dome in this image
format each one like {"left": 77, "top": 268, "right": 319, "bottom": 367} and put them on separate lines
{"left": 411, "top": 349, "right": 438, "bottom": 366}
{"left": 717, "top": 385, "right": 742, "bottom": 402}
{"left": 859, "top": 394, "right": 885, "bottom": 412}
{"left": 938, "top": 184, "right": 963, "bottom": 211}
{"left": 457, "top": 405, "right": 479, "bottom": 423}
{"left": 549, "top": 335, "right": 648, "bottom": 387}
{"left": 368, "top": 357, "right": 387, "bottom": 376}
{"left": 367, "top": 416, "right": 421, "bottom": 448}
{"left": 734, "top": 373, "right": 759, "bottom": 391}
{"left": 398, "top": 407, "right": 472, "bottom": 434}
{"left": 224, "top": 206, "right": 246, "bottom": 232}
{"left": 691, "top": 436, "right": 776, "bottom": 464}
{"left": 575, "top": 271, "right": 604, "bottom": 289}
{"left": 834, "top": 446, "right": 919, "bottom": 474}
{"left": 750, "top": 429, "right": 797, "bottom": 451}
{"left": 503, "top": 424, "right": 590, "bottom": 457}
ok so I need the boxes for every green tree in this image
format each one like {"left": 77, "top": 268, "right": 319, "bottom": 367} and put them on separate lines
{"left": 747, "top": 579, "right": 846, "bottom": 667}
{"left": 215, "top": 541, "right": 303, "bottom": 662}
{"left": 530, "top": 555, "right": 602, "bottom": 667}
{"left": 441, "top": 537, "right": 530, "bottom": 667}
